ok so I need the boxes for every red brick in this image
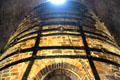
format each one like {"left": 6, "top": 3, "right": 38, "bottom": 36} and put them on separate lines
{"left": 6, "top": 77, "right": 10, "bottom": 80}
{"left": 10, "top": 69, "right": 18, "bottom": 72}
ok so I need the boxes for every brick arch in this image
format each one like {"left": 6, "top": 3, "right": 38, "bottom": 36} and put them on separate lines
{"left": 34, "top": 63, "right": 84, "bottom": 80}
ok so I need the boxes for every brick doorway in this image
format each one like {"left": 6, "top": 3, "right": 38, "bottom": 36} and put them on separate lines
{"left": 44, "top": 69, "right": 74, "bottom": 80}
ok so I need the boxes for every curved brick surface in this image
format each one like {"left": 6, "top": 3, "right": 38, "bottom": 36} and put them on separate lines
{"left": 0, "top": 1, "right": 120, "bottom": 80}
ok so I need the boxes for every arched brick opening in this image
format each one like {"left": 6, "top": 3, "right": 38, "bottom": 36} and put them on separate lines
{"left": 44, "top": 69, "right": 78, "bottom": 80}
{"left": 34, "top": 63, "right": 82, "bottom": 80}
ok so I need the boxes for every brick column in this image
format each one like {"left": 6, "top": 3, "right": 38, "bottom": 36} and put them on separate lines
{"left": 0, "top": 1, "right": 120, "bottom": 80}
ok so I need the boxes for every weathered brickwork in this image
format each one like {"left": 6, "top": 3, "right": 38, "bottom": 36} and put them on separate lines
{"left": 0, "top": 62, "right": 29, "bottom": 80}
{"left": 0, "top": 1, "right": 120, "bottom": 80}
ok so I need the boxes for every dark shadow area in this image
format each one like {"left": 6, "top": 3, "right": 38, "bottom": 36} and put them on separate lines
{"left": 44, "top": 69, "right": 72, "bottom": 80}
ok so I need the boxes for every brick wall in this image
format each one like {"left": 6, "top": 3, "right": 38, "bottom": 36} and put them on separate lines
{"left": 0, "top": 1, "right": 120, "bottom": 80}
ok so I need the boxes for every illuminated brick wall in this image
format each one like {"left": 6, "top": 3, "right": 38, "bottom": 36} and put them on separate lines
{"left": 0, "top": 1, "right": 120, "bottom": 80}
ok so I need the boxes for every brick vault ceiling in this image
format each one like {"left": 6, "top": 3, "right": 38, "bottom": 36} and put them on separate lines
{"left": 0, "top": 0, "right": 120, "bottom": 51}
